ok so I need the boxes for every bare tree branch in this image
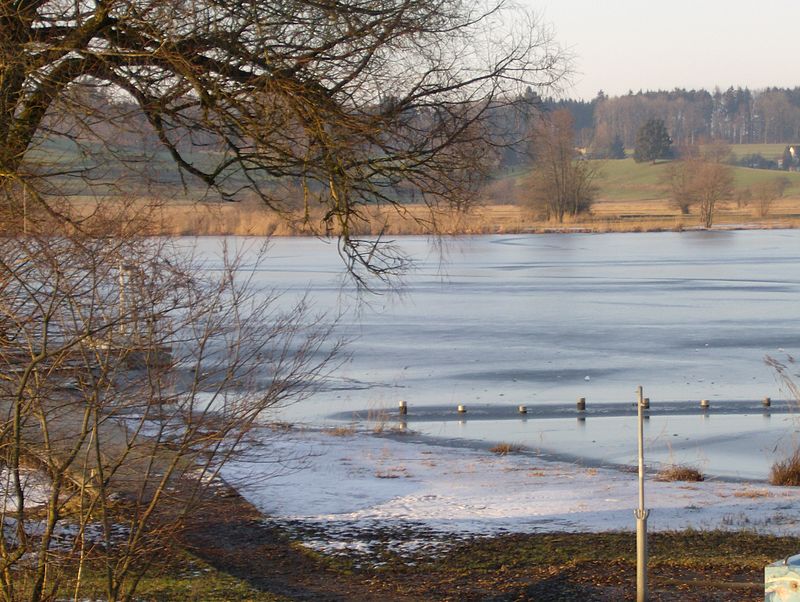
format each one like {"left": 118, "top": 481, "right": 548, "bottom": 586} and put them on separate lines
{"left": 1, "top": 0, "right": 567, "bottom": 278}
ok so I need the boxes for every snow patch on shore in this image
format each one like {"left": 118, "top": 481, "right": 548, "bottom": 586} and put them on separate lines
{"left": 223, "top": 427, "right": 800, "bottom": 552}
{"left": 0, "top": 467, "right": 50, "bottom": 511}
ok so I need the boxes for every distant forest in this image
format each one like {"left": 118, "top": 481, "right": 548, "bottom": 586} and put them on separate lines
{"left": 36, "top": 85, "right": 800, "bottom": 201}
{"left": 476, "top": 87, "right": 800, "bottom": 169}
{"left": 495, "top": 86, "right": 800, "bottom": 169}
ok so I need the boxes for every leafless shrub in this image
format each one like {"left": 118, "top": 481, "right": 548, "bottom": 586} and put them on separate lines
{"left": 527, "top": 110, "right": 599, "bottom": 223}
{"left": 752, "top": 177, "right": 790, "bottom": 218}
{"left": 0, "top": 208, "right": 340, "bottom": 600}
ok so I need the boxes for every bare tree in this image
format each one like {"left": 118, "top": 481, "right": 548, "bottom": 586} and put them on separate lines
{"left": 527, "top": 109, "right": 598, "bottom": 223}
{"left": 693, "top": 161, "right": 734, "bottom": 228}
{"left": 0, "top": 213, "right": 339, "bottom": 601}
{"left": 1, "top": 0, "right": 567, "bottom": 280}
{"left": 735, "top": 187, "right": 752, "bottom": 209}
{"left": 752, "top": 177, "right": 789, "bottom": 218}
{"left": 662, "top": 144, "right": 734, "bottom": 227}
{"left": 663, "top": 159, "right": 699, "bottom": 215}
{"left": 0, "top": 3, "right": 568, "bottom": 596}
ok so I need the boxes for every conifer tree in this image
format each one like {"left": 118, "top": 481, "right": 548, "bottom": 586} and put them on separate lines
{"left": 633, "top": 119, "right": 673, "bottom": 163}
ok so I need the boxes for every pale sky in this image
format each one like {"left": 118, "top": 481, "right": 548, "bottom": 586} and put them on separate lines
{"left": 531, "top": 0, "right": 800, "bottom": 100}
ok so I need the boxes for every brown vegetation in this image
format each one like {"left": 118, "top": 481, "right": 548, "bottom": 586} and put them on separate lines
{"left": 183, "top": 491, "right": 793, "bottom": 602}
{"left": 490, "top": 443, "right": 526, "bottom": 455}
{"left": 527, "top": 110, "right": 599, "bottom": 222}
{"left": 751, "top": 177, "right": 790, "bottom": 217}
{"left": 0, "top": 201, "right": 340, "bottom": 600}
{"left": 1, "top": 0, "right": 568, "bottom": 281}
{"left": 662, "top": 144, "right": 735, "bottom": 227}
{"left": 655, "top": 465, "right": 704, "bottom": 482}
{"left": 324, "top": 426, "right": 358, "bottom": 437}
{"left": 769, "top": 451, "right": 800, "bottom": 486}
{"left": 85, "top": 195, "right": 800, "bottom": 237}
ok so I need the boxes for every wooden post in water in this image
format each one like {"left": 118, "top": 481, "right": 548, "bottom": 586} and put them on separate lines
{"left": 577, "top": 397, "right": 586, "bottom": 412}
{"left": 635, "top": 385, "right": 650, "bottom": 602}
{"left": 457, "top": 404, "right": 466, "bottom": 414}
{"left": 398, "top": 400, "right": 407, "bottom": 415}
{"left": 763, "top": 397, "right": 771, "bottom": 408}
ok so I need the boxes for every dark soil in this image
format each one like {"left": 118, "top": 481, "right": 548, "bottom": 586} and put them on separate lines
{"left": 180, "top": 488, "right": 789, "bottom": 601}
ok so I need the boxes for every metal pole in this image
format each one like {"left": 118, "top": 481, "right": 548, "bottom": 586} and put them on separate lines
{"left": 635, "top": 385, "right": 649, "bottom": 602}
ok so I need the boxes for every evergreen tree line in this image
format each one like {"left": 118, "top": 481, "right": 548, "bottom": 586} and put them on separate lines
{"left": 30, "top": 84, "right": 800, "bottom": 180}
{"left": 492, "top": 86, "right": 800, "bottom": 170}
{"left": 591, "top": 87, "right": 800, "bottom": 151}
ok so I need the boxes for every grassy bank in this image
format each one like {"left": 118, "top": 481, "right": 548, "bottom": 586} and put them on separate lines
{"left": 74, "top": 194, "right": 800, "bottom": 238}
{"left": 60, "top": 156, "right": 800, "bottom": 237}
{"left": 726, "top": 143, "right": 788, "bottom": 161}
{"left": 10, "top": 550, "right": 284, "bottom": 601}
{"left": 24, "top": 467, "right": 792, "bottom": 601}
{"left": 387, "top": 530, "right": 786, "bottom": 601}
{"left": 45, "top": 528, "right": 792, "bottom": 601}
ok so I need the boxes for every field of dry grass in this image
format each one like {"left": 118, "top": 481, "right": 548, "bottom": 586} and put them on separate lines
{"left": 95, "top": 199, "right": 499, "bottom": 237}
{"left": 130, "top": 196, "right": 800, "bottom": 237}
{"left": 71, "top": 167, "right": 800, "bottom": 238}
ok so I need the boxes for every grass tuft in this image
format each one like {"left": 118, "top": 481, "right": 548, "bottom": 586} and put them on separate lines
{"left": 733, "top": 488, "right": 772, "bottom": 498}
{"left": 324, "top": 425, "right": 357, "bottom": 437}
{"left": 655, "top": 465, "right": 704, "bottom": 482}
{"left": 769, "top": 450, "right": 800, "bottom": 486}
{"left": 489, "top": 442, "right": 526, "bottom": 456}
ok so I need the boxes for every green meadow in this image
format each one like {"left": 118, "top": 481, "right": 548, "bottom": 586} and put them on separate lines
{"left": 591, "top": 157, "right": 800, "bottom": 202}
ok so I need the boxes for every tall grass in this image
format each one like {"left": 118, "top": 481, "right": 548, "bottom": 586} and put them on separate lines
{"left": 769, "top": 451, "right": 800, "bottom": 486}
{"left": 65, "top": 194, "right": 800, "bottom": 238}
{"left": 489, "top": 442, "right": 526, "bottom": 455}
{"left": 655, "top": 465, "right": 704, "bottom": 482}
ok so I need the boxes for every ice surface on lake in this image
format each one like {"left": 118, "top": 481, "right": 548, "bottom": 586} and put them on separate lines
{"left": 193, "top": 231, "right": 799, "bottom": 415}
{"left": 194, "top": 231, "right": 800, "bottom": 478}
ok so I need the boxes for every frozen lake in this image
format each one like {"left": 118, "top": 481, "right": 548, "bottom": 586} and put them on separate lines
{"left": 194, "top": 231, "right": 800, "bottom": 479}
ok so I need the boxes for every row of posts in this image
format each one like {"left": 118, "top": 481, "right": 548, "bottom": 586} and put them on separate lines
{"left": 397, "top": 397, "right": 773, "bottom": 415}
{"left": 400, "top": 389, "right": 770, "bottom": 602}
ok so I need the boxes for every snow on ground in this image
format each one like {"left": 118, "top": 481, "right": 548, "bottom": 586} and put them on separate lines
{"left": 0, "top": 466, "right": 51, "bottom": 511}
{"left": 222, "top": 427, "right": 800, "bottom": 556}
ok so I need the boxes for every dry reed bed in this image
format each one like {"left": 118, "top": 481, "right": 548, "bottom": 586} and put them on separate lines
{"left": 770, "top": 451, "right": 800, "bottom": 486}
{"left": 67, "top": 197, "right": 800, "bottom": 237}
{"left": 655, "top": 465, "right": 704, "bottom": 482}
